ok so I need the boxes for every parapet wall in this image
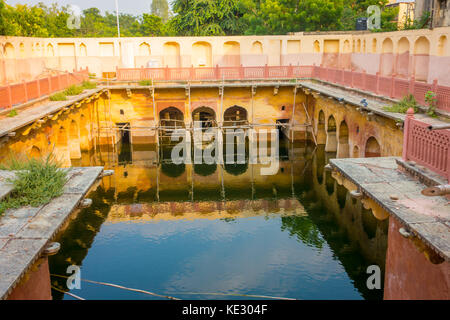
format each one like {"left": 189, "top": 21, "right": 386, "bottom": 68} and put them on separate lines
{"left": 0, "top": 27, "right": 449, "bottom": 85}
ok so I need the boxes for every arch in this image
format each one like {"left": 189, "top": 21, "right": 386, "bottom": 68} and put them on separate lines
{"left": 397, "top": 37, "right": 410, "bottom": 78}
{"left": 362, "top": 39, "right": 366, "bottom": 53}
{"left": 316, "top": 110, "right": 326, "bottom": 145}
{"left": 223, "top": 105, "right": 248, "bottom": 125}
{"left": 343, "top": 40, "right": 351, "bottom": 53}
{"left": 371, "top": 38, "right": 377, "bottom": 53}
{"left": 192, "top": 41, "right": 212, "bottom": 67}
{"left": 325, "top": 115, "right": 337, "bottom": 152}
{"left": 414, "top": 36, "right": 430, "bottom": 81}
{"left": 139, "top": 42, "right": 151, "bottom": 56}
{"left": 68, "top": 120, "right": 81, "bottom": 159}
{"left": 356, "top": 39, "right": 361, "bottom": 53}
{"left": 47, "top": 43, "right": 54, "bottom": 57}
{"left": 4, "top": 43, "right": 15, "bottom": 59}
{"left": 163, "top": 42, "right": 180, "bottom": 67}
{"left": 35, "top": 43, "right": 41, "bottom": 56}
{"left": 365, "top": 137, "right": 381, "bottom": 158}
{"left": 380, "top": 38, "right": 394, "bottom": 76}
{"left": 79, "top": 114, "right": 90, "bottom": 151}
{"left": 251, "top": 41, "right": 263, "bottom": 54}
{"left": 352, "top": 145, "right": 360, "bottom": 158}
{"left": 79, "top": 43, "right": 87, "bottom": 57}
{"left": 160, "top": 107, "right": 185, "bottom": 128}
{"left": 192, "top": 106, "right": 216, "bottom": 128}
{"left": 56, "top": 126, "right": 68, "bottom": 146}
{"left": 438, "top": 35, "right": 447, "bottom": 56}
{"left": 313, "top": 40, "right": 320, "bottom": 53}
{"left": 30, "top": 146, "right": 41, "bottom": 159}
{"left": 19, "top": 43, "right": 25, "bottom": 58}
{"left": 337, "top": 120, "right": 349, "bottom": 158}
{"left": 194, "top": 163, "right": 217, "bottom": 177}
{"left": 223, "top": 41, "right": 240, "bottom": 67}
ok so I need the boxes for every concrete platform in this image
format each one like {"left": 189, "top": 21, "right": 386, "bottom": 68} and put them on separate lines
{"left": 0, "top": 166, "right": 104, "bottom": 299}
{"left": 329, "top": 157, "right": 450, "bottom": 261}
{"left": 0, "top": 88, "right": 103, "bottom": 138}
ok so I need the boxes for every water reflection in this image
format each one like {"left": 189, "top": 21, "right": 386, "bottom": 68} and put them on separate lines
{"left": 43, "top": 138, "right": 387, "bottom": 300}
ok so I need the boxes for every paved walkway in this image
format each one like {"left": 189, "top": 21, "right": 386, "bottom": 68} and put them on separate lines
{"left": 0, "top": 166, "right": 104, "bottom": 299}
{"left": 0, "top": 88, "right": 102, "bottom": 138}
{"left": 330, "top": 157, "right": 449, "bottom": 261}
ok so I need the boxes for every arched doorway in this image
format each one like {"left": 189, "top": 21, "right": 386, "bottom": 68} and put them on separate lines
{"left": 414, "top": 36, "right": 430, "bottom": 82}
{"left": 365, "top": 137, "right": 381, "bottom": 158}
{"left": 30, "top": 146, "right": 41, "bottom": 159}
{"left": 337, "top": 120, "right": 349, "bottom": 158}
{"left": 325, "top": 115, "right": 337, "bottom": 152}
{"left": 380, "top": 38, "right": 394, "bottom": 76}
{"left": 192, "top": 107, "right": 216, "bottom": 129}
{"left": 353, "top": 145, "right": 360, "bottom": 158}
{"left": 192, "top": 41, "right": 212, "bottom": 67}
{"left": 397, "top": 37, "right": 410, "bottom": 78}
{"left": 163, "top": 42, "right": 181, "bottom": 67}
{"left": 223, "top": 106, "right": 248, "bottom": 127}
{"left": 79, "top": 114, "right": 90, "bottom": 151}
{"left": 160, "top": 107, "right": 184, "bottom": 129}
{"left": 223, "top": 41, "right": 240, "bottom": 67}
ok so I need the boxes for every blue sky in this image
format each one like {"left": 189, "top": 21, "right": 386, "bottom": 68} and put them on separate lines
{"left": 6, "top": 0, "right": 156, "bottom": 15}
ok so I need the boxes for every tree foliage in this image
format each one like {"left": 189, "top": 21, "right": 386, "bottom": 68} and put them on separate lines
{"left": 0, "top": 0, "right": 426, "bottom": 37}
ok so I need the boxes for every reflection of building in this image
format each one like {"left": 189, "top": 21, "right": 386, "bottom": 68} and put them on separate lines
{"left": 387, "top": 0, "right": 415, "bottom": 28}
{"left": 415, "top": 0, "right": 450, "bottom": 27}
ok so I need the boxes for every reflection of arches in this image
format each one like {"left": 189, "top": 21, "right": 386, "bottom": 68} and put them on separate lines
{"left": 79, "top": 43, "right": 87, "bottom": 56}
{"left": 352, "top": 145, "right": 360, "bottom": 158}
{"left": 30, "top": 146, "right": 41, "bottom": 159}
{"left": 337, "top": 120, "right": 349, "bottom": 158}
{"left": 163, "top": 42, "right": 180, "bottom": 67}
{"left": 223, "top": 41, "right": 240, "bottom": 66}
{"left": 313, "top": 40, "right": 320, "bottom": 53}
{"left": 194, "top": 163, "right": 217, "bottom": 176}
{"left": 161, "top": 163, "right": 185, "bottom": 178}
{"left": 414, "top": 36, "right": 430, "bottom": 81}
{"left": 223, "top": 106, "right": 248, "bottom": 124}
{"left": 365, "top": 137, "right": 381, "bottom": 158}
{"left": 336, "top": 184, "right": 347, "bottom": 209}
{"left": 438, "top": 35, "right": 447, "bottom": 56}
{"left": 316, "top": 110, "right": 326, "bottom": 145}
{"left": 192, "top": 41, "right": 212, "bottom": 67}
{"left": 325, "top": 116, "right": 337, "bottom": 152}
{"left": 192, "top": 107, "right": 216, "bottom": 127}
{"left": 251, "top": 41, "right": 263, "bottom": 54}
{"left": 139, "top": 42, "right": 151, "bottom": 56}
{"left": 160, "top": 107, "right": 184, "bottom": 128}
{"left": 224, "top": 163, "right": 248, "bottom": 176}
{"left": 4, "top": 43, "right": 15, "bottom": 59}
{"left": 362, "top": 208, "right": 378, "bottom": 239}
{"left": 397, "top": 37, "right": 410, "bottom": 78}
{"left": 381, "top": 38, "right": 394, "bottom": 76}
{"left": 325, "top": 171, "right": 335, "bottom": 195}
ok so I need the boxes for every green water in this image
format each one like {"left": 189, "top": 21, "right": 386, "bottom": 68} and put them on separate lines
{"left": 49, "top": 138, "right": 387, "bottom": 300}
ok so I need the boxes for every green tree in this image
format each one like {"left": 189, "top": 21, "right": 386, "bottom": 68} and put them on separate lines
{"left": 151, "top": 0, "right": 170, "bottom": 22}
{"left": 141, "top": 13, "right": 164, "bottom": 36}
{"left": 171, "top": 0, "right": 249, "bottom": 36}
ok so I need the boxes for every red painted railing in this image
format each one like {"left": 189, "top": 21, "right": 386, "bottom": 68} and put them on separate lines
{"left": 117, "top": 65, "right": 450, "bottom": 112}
{"left": 403, "top": 109, "right": 450, "bottom": 181}
{"left": 0, "top": 68, "right": 90, "bottom": 111}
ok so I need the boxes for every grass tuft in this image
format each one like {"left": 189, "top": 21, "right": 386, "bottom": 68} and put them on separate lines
{"left": 0, "top": 154, "right": 68, "bottom": 216}
{"left": 7, "top": 109, "right": 18, "bottom": 117}
{"left": 64, "top": 85, "right": 84, "bottom": 96}
{"left": 50, "top": 92, "right": 67, "bottom": 101}
{"left": 139, "top": 80, "right": 152, "bottom": 86}
{"left": 81, "top": 80, "right": 97, "bottom": 89}
{"left": 383, "top": 94, "right": 419, "bottom": 114}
